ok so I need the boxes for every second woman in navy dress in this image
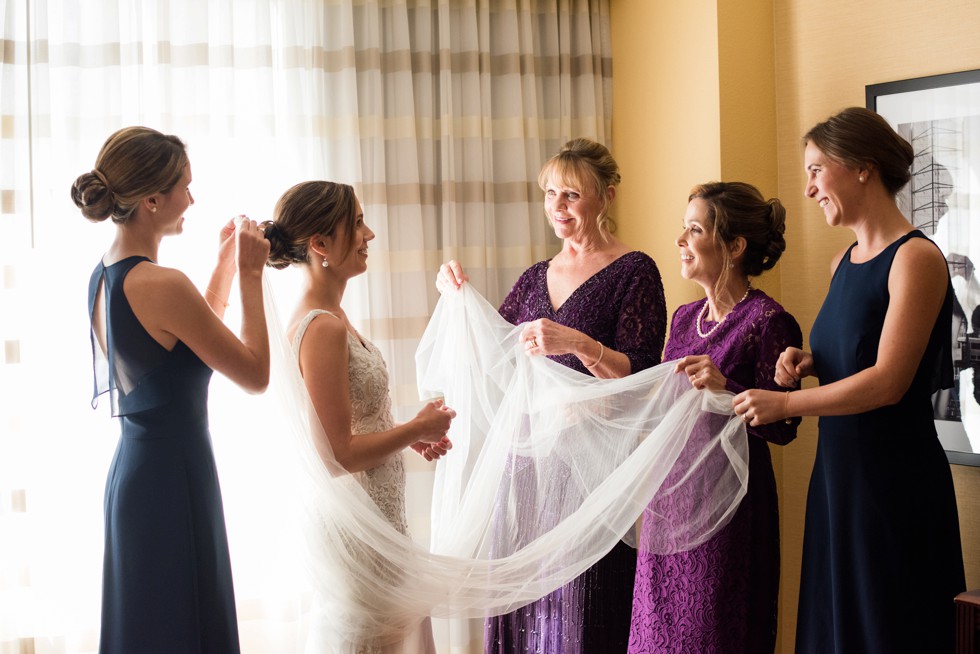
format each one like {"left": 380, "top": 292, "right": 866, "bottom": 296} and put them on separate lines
{"left": 73, "top": 127, "right": 271, "bottom": 653}
{"left": 735, "top": 107, "right": 966, "bottom": 653}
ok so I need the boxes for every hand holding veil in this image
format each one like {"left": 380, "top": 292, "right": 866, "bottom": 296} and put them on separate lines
{"left": 260, "top": 279, "right": 749, "bottom": 648}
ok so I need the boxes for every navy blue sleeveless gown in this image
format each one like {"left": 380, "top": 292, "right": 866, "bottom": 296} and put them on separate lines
{"left": 797, "top": 232, "right": 965, "bottom": 653}
{"left": 89, "top": 256, "right": 240, "bottom": 654}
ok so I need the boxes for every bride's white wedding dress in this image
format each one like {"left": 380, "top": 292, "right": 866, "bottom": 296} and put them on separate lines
{"left": 293, "top": 310, "right": 436, "bottom": 654}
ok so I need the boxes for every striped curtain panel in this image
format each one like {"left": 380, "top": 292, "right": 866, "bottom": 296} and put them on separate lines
{"left": 0, "top": 1, "right": 612, "bottom": 652}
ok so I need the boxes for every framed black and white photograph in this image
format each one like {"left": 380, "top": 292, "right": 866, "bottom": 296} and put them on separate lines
{"left": 867, "top": 69, "right": 980, "bottom": 466}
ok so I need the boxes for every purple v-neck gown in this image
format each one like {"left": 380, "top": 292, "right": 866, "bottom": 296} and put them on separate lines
{"left": 485, "top": 251, "right": 667, "bottom": 654}
{"left": 628, "top": 290, "right": 801, "bottom": 654}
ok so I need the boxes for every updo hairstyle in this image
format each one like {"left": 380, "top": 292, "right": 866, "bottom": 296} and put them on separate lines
{"left": 537, "top": 137, "right": 621, "bottom": 235}
{"left": 689, "top": 181, "right": 787, "bottom": 297}
{"left": 71, "top": 126, "right": 188, "bottom": 224}
{"left": 263, "top": 181, "right": 358, "bottom": 270}
{"left": 804, "top": 106, "right": 914, "bottom": 196}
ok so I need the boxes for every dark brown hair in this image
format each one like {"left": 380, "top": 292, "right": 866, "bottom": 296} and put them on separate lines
{"left": 263, "top": 181, "right": 359, "bottom": 269}
{"left": 537, "top": 137, "right": 621, "bottom": 234}
{"left": 804, "top": 106, "right": 914, "bottom": 196}
{"left": 71, "top": 126, "right": 188, "bottom": 224}
{"left": 689, "top": 181, "right": 787, "bottom": 297}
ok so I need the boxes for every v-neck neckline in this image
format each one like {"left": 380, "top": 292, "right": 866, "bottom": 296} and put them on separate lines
{"left": 546, "top": 251, "right": 634, "bottom": 313}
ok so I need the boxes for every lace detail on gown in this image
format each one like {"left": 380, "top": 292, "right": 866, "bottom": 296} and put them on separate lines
{"left": 292, "top": 310, "right": 408, "bottom": 536}
{"left": 293, "top": 311, "right": 436, "bottom": 654}
{"left": 628, "top": 291, "right": 801, "bottom": 654}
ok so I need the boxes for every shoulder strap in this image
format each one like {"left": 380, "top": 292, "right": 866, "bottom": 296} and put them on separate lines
{"left": 291, "top": 309, "right": 341, "bottom": 355}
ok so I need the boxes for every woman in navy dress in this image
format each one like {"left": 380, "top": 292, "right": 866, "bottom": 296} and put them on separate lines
{"left": 72, "top": 127, "right": 271, "bottom": 653}
{"left": 439, "top": 138, "right": 667, "bottom": 653}
{"left": 733, "top": 107, "right": 966, "bottom": 653}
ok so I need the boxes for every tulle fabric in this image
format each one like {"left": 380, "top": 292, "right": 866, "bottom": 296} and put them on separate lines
{"left": 261, "top": 280, "right": 749, "bottom": 650}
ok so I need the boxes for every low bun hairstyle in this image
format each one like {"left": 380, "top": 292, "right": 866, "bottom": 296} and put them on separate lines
{"left": 804, "top": 106, "right": 914, "bottom": 196}
{"left": 71, "top": 126, "right": 188, "bottom": 224}
{"left": 689, "top": 181, "right": 787, "bottom": 297}
{"left": 537, "top": 138, "right": 621, "bottom": 235}
{"left": 263, "top": 181, "right": 358, "bottom": 270}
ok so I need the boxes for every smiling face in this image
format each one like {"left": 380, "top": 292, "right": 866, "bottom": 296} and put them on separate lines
{"left": 677, "top": 198, "right": 726, "bottom": 289}
{"left": 321, "top": 196, "right": 374, "bottom": 279}
{"left": 542, "top": 175, "right": 607, "bottom": 242}
{"left": 153, "top": 163, "right": 194, "bottom": 235}
{"left": 803, "top": 141, "right": 863, "bottom": 228}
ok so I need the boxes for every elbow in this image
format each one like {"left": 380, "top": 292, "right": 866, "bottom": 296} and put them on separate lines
{"left": 246, "top": 381, "right": 269, "bottom": 395}
{"left": 241, "top": 368, "right": 270, "bottom": 395}
{"left": 331, "top": 450, "right": 365, "bottom": 473}
{"left": 866, "top": 366, "right": 913, "bottom": 409}
{"left": 879, "top": 388, "right": 907, "bottom": 407}
{"left": 876, "top": 380, "right": 911, "bottom": 408}
{"left": 317, "top": 432, "right": 363, "bottom": 472}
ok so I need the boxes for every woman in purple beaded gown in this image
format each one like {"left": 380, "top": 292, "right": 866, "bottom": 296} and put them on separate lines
{"left": 439, "top": 137, "right": 667, "bottom": 653}
{"left": 628, "top": 182, "right": 801, "bottom": 654}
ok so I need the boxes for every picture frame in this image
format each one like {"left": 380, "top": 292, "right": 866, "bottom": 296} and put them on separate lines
{"left": 867, "top": 69, "right": 980, "bottom": 467}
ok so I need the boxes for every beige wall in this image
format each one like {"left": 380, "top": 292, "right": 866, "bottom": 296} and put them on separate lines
{"left": 611, "top": 1, "right": 980, "bottom": 651}
{"left": 612, "top": 0, "right": 720, "bottom": 313}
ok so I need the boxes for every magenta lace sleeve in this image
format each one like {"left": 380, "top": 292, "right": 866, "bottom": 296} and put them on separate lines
{"left": 725, "top": 308, "right": 802, "bottom": 445}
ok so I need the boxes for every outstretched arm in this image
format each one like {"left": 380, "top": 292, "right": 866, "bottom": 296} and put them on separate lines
{"left": 735, "top": 238, "right": 948, "bottom": 425}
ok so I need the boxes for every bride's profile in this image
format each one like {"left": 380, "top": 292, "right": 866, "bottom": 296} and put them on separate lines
{"left": 262, "top": 181, "right": 454, "bottom": 653}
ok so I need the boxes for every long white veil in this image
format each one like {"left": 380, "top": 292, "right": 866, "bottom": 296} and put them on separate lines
{"left": 261, "top": 279, "right": 749, "bottom": 648}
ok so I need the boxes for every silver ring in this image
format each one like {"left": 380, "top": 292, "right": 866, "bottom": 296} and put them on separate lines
{"left": 741, "top": 413, "right": 751, "bottom": 423}
{"left": 530, "top": 338, "right": 537, "bottom": 348}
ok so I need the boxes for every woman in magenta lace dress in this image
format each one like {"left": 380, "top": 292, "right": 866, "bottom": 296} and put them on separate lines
{"left": 439, "top": 138, "right": 666, "bottom": 653}
{"left": 628, "top": 182, "right": 801, "bottom": 654}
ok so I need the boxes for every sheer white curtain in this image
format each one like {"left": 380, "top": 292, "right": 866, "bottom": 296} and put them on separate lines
{"left": 0, "top": 1, "right": 612, "bottom": 652}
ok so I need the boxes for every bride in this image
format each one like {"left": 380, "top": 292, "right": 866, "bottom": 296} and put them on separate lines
{"left": 262, "top": 180, "right": 454, "bottom": 653}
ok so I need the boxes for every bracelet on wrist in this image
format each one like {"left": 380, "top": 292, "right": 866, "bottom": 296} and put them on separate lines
{"left": 206, "top": 287, "right": 230, "bottom": 308}
{"left": 584, "top": 340, "right": 605, "bottom": 368}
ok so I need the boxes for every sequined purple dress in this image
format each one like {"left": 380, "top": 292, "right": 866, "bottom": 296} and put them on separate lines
{"left": 485, "top": 251, "right": 667, "bottom": 654}
{"left": 628, "top": 290, "right": 801, "bottom": 654}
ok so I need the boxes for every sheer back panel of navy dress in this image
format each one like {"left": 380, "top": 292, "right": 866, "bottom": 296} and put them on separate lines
{"left": 88, "top": 256, "right": 240, "bottom": 654}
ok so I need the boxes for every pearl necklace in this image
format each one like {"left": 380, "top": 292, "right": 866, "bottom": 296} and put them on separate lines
{"left": 696, "top": 285, "right": 752, "bottom": 339}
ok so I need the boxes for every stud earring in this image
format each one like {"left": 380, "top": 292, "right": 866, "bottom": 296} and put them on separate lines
{"left": 858, "top": 176, "right": 865, "bottom": 183}
{"left": 322, "top": 258, "right": 329, "bottom": 268}
{"left": 151, "top": 207, "right": 157, "bottom": 213}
